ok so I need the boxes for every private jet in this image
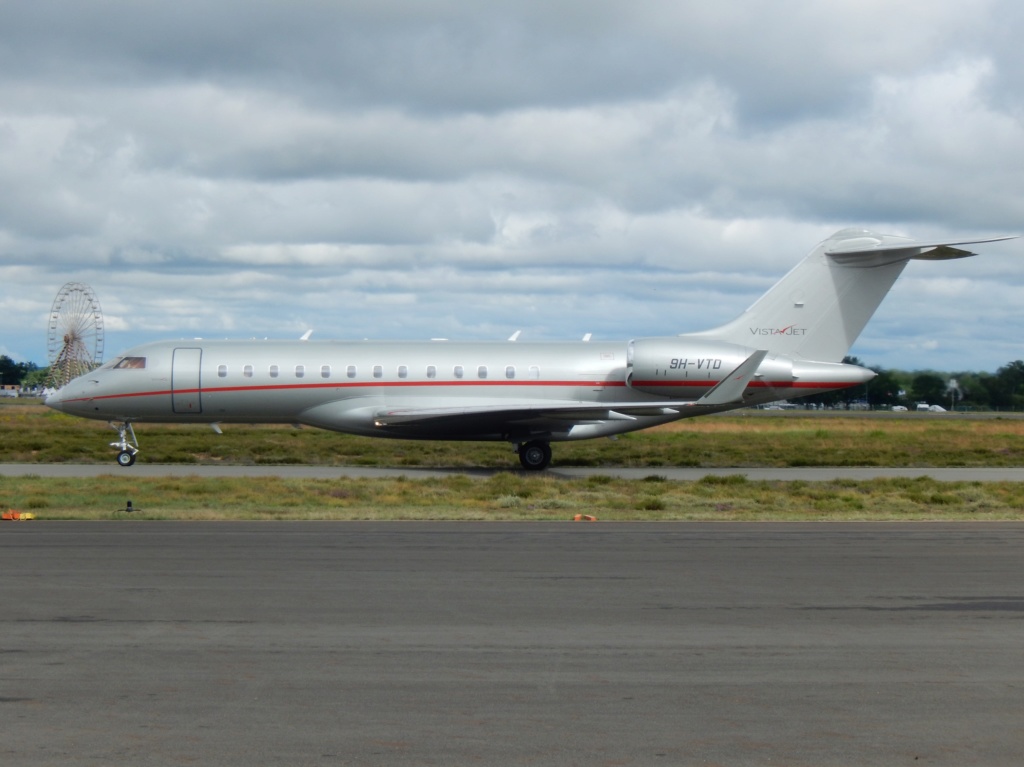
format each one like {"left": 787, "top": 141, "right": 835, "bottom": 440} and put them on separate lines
{"left": 45, "top": 229, "right": 1014, "bottom": 470}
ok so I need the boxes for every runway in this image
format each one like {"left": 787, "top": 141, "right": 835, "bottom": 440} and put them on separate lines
{"left": 4, "top": 462, "right": 1024, "bottom": 481}
{"left": 3, "top": 522, "right": 1023, "bottom": 765}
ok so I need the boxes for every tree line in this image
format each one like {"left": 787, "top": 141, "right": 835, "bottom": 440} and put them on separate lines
{"left": 803, "top": 358, "right": 1024, "bottom": 411}
{"left": 0, "top": 356, "right": 41, "bottom": 389}
{"left": 4, "top": 353, "right": 1024, "bottom": 410}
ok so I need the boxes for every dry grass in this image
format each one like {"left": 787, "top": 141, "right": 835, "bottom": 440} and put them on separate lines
{"left": 4, "top": 402, "right": 1024, "bottom": 468}
{"left": 3, "top": 473, "right": 1024, "bottom": 522}
{"left": 4, "top": 402, "right": 1024, "bottom": 521}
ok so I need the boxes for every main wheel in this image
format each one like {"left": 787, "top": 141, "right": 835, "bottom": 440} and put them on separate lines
{"left": 518, "top": 440, "right": 552, "bottom": 471}
{"left": 117, "top": 450, "right": 137, "bottom": 467}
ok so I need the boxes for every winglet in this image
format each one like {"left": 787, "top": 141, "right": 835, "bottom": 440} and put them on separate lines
{"left": 692, "top": 350, "right": 768, "bottom": 406}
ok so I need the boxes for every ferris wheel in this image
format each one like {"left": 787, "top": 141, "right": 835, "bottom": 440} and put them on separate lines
{"left": 46, "top": 282, "right": 105, "bottom": 389}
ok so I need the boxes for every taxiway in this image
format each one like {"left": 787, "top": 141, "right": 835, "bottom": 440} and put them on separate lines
{"left": 2, "top": 522, "right": 1023, "bottom": 765}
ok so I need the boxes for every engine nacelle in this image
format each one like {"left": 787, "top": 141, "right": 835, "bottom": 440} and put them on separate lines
{"left": 627, "top": 337, "right": 875, "bottom": 404}
{"left": 626, "top": 338, "right": 755, "bottom": 397}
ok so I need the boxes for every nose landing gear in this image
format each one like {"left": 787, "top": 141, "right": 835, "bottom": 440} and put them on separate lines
{"left": 109, "top": 422, "right": 139, "bottom": 467}
{"left": 517, "top": 440, "right": 552, "bottom": 471}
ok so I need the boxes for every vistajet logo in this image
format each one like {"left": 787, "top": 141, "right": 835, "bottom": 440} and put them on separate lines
{"left": 749, "top": 324, "right": 807, "bottom": 336}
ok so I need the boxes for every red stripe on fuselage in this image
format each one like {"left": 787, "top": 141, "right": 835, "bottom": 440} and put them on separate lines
{"left": 59, "top": 376, "right": 856, "bottom": 407}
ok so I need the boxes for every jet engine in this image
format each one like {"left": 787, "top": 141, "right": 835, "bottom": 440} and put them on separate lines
{"left": 625, "top": 338, "right": 749, "bottom": 396}
{"left": 626, "top": 337, "right": 796, "bottom": 399}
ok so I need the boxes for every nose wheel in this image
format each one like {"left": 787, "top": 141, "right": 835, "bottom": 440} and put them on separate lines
{"left": 109, "top": 422, "right": 139, "bottom": 467}
{"left": 517, "top": 440, "right": 552, "bottom": 471}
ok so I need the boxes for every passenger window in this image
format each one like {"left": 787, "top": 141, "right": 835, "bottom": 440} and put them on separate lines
{"left": 321, "top": 365, "right": 331, "bottom": 379}
{"left": 426, "top": 365, "right": 437, "bottom": 379}
{"left": 217, "top": 365, "right": 228, "bottom": 378}
{"left": 454, "top": 365, "right": 464, "bottom": 379}
{"left": 347, "top": 365, "right": 357, "bottom": 379}
{"left": 528, "top": 365, "right": 540, "bottom": 379}
{"left": 295, "top": 365, "right": 305, "bottom": 378}
{"left": 505, "top": 365, "right": 515, "bottom": 379}
{"left": 243, "top": 365, "right": 254, "bottom": 378}
{"left": 398, "top": 365, "right": 408, "bottom": 379}
{"left": 373, "top": 365, "right": 383, "bottom": 379}
{"left": 269, "top": 365, "right": 280, "bottom": 378}
{"left": 478, "top": 365, "right": 488, "bottom": 379}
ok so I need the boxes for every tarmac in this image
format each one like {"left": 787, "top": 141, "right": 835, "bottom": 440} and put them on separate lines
{"left": 3, "top": 521, "right": 1024, "bottom": 765}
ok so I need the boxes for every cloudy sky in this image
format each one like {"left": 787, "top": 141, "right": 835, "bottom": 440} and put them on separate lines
{"left": 2, "top": 0, "right": 1022, "bottom": 373}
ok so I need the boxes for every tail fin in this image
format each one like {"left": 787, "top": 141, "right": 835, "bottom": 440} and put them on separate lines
{"left": 682, "top": 228, "right": 1015, "bottom": 362}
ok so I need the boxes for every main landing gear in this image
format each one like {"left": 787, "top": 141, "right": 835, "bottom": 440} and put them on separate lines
{"left": 517, "top": 440, "right": 552, "bottom": 471}
{"left": 109, "top": 422, "right": 139, "bottom": 467}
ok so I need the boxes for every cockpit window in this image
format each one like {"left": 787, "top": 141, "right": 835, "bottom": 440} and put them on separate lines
{"left": 113, "top": 357, "right": 146, "bottom": 370}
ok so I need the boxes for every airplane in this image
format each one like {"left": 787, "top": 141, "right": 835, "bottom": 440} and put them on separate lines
{"left": 45, "top": 228, "right": 1015, "bottom": 471}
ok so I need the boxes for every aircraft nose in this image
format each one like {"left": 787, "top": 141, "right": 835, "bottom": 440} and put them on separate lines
{"left": 44, "top": 388, "right": 67, "bottom": 412}
{"left": 44, "top": 381, "right": 96, "bottom": 415}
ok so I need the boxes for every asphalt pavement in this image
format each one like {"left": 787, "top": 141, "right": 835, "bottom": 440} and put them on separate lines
{"left": 2, "top": 521, "right": 1023, "bottom": 765}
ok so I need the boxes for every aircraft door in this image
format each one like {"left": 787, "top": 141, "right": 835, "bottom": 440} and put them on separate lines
{"left": 172, "top": 347, "right": 203, "bottom": 414}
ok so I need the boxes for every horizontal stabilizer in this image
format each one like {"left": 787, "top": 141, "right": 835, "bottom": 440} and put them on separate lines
{"left": 825, "top": 234, "right": 1016, "bottom": 268}
{"left": 690, "top": 350, "right": 768, "bottom": 406}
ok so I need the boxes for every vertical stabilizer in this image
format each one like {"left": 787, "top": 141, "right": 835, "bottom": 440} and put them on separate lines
{"left": 681, "top": 229, "right": 1010, "bottom": 362}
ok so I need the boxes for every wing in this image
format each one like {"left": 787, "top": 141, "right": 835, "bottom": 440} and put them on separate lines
{"left": 299, "top": 350, "right": 767, "bottom": 440}
{"left": 364, "top": 399, "right": 688, "bottom": 441}
{"left": 298, "top": 394, "right": 694, "bottom": 441}
{"left": 368, "top": 350, "right": 768, "bottom": 437}
{"left": 374, "top": 399, "right": 684, "bottom": 425}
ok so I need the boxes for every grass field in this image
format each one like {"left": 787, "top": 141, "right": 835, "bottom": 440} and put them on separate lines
{"left": 4, "top": 401, "right": 1024, "bottom": 468}
{"left": 3, "top": 401, "right": 1024, "bottom": 521}
{"left": 4, "top": 472, "right": 1024, "bottom": 522}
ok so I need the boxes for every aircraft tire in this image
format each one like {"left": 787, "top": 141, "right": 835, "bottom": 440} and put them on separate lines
{"left": 518, "top": 440, "right": 552, "bottom": 471}
{"left": 117, "top": 450, "right": 137, "bottom": 467}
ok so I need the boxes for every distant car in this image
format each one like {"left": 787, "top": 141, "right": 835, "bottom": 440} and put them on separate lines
{"left": 0, "top": 389, "right": 18, "bottom": 398}
{"left": 891, "top": 405, "right": 908, "bottom": 411}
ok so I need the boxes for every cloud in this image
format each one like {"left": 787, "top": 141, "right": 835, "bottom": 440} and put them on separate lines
{"left": 0, "top": 0, "right": 1022, "bottom": 373}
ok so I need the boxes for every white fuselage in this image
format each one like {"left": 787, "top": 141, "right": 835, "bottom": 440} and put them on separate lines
{"left": 46, "top": 337, "right": 869, "bottom": 443}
